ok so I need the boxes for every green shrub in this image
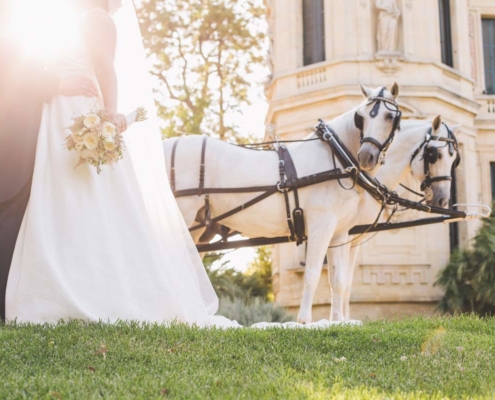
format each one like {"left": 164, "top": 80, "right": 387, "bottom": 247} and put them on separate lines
{"left": 218, "top": 296, "right": 294, "bottom": 327}
{"left": 203, "top": 248, "right": 292, "bottom": 325}
{"left": 203, "top": 247, "right": 273, "bottom": 301}
{"left": 435, "top": 205, "right": 495, "bottom": 315}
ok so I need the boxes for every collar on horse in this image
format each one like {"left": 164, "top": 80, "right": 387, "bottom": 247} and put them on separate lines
{"left": 354, "top": 87, "right": 402, "bottom": 163}
{"left": 410, "top": 122, "right": 460, "bottom": 200}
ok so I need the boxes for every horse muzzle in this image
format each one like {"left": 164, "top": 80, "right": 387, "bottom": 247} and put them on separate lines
{"left": 357, "top": 143, "right": 380, "bottom": 171}
{"left": 425, "top": 187, "right": 450, "bottom": 208}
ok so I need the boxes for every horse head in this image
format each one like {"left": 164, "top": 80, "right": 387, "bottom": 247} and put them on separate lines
{"left": 355, "top": 83, "right": 401, "bottom": 171}
{"left": 410, "top": 115, "right": 461, "bottom": 208}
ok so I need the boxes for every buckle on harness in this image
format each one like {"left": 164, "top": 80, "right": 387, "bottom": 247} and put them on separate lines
{"left": 345, "top": 166, "right": 358, "bottom": 175}
{"left": 277, "top": 181, "right": 289, "bottom": 193}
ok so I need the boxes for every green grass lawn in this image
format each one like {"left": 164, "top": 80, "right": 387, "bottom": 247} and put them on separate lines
{"left": 1, "top": 315, "right": 494, "bottom": 399}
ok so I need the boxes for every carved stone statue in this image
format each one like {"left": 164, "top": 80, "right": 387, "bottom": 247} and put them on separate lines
{"left": 376, "top": 0, "right": 401, "bottom": 53}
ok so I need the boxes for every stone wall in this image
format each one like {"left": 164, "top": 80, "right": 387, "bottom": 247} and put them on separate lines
{"left": 266, "top": 0, "right": 495, "bottom": 320}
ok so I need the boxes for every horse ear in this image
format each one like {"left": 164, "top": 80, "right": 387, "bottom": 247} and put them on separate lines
{"left": 390, "top": 82, "right": 399, "bottom": 99}
{"left": 450, "top": 123, "right": 462, "bottom": 134}
{"left": 432, "top": 115, "right": 442, "bottom": 133}
{"left": 360, "top": 83, "right": 372, "bottom": 98}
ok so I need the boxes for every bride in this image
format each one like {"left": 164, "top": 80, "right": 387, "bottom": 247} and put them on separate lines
{"left": 6, "top": 0, "right": 236, "bottom": 326}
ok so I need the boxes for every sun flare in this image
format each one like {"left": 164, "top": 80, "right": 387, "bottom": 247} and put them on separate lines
{"left": 6, "top": 0, "right": 79, "bottom": 59}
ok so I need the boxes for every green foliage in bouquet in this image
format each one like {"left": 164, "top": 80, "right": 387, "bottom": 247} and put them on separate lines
{"left": 435, "top": 205, "right": 495, "bottom": 315}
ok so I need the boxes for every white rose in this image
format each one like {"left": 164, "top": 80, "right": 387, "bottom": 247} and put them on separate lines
{"left": 100, "top": 122, "right": 117, "bottom": 138}
{"left": 104, "top": 137, "right": 118, "bottom": 151}
{"left": 83, "top": 114, "right": 101, "bottom": 129}
{"left": 83, "top": 132, "right": 99, "bottom": 150}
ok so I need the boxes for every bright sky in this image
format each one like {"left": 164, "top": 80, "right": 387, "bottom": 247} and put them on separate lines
{"left": 6, "top": 0, "right": 79, "bottom": 58}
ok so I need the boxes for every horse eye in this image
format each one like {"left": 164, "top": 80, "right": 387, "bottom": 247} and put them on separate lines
{"left": 438, "top": 152, "right": 442, "bottom": 160}
{"left": 386, "top": 113, "right": 394, "bottom": 120}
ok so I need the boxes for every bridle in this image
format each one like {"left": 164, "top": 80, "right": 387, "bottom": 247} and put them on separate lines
{"left": 410, "top": 122, "right": 460, "bottom": 200}
{"left": 354, "top": 87, "right": 402, "bottom": 163}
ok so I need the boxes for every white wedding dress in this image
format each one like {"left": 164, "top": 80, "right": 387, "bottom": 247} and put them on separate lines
{"left": 5, "top": 7, "right": 238, "bottom": 328}
{"left": 6, "top": 2, "right": 359, "bottom": 329}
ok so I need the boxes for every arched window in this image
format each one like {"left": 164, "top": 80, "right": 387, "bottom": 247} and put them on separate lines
{"left": 302, "top": 0, "right": 325, "bottom": 66}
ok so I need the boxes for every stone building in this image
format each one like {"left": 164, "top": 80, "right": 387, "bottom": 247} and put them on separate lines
{"left": 265, "top": 0, "right": 495, "bottom": 320}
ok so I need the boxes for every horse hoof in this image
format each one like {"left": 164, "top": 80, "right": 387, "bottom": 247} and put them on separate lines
{"left": 297, "top": 315, "right": 312, "bottom": 325}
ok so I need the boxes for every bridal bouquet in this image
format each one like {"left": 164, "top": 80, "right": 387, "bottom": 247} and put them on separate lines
{"left": 65, "top": 107, "right": 148, "bottom": 174}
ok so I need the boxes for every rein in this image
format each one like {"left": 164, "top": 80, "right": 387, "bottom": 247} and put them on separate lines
{"left": 314, "top": 121, "right": 467, "bottom": 218}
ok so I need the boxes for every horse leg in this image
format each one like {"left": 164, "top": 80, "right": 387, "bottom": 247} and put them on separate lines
{"left": 326, "top": 247, "right": 336, "bottom": 319}
{"left": 344, "top": 245, "right": 360, "bottom": 320}
{"left": 327, "top": 236, "right": 351, "bottom": 322}
{"left": 297, "top": 220, "right": 337, "bottom": 324}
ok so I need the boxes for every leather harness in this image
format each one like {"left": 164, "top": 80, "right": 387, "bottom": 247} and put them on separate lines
{"left": 409, "top": 122, "right": 460, "bottom": 194}
{"left": 354, "top": 87, "right": 402, "bottom": 164}
{"left": 276, "top": 144, "right": 306, "bottom": 244}
{"left": 170, "top": 134, "right": 351, "bottom": 245}
{"left": 168, "top": 107, "right": 464, "bottom": 249}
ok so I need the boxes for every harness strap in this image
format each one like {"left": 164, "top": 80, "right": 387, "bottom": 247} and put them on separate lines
{"left": 360, "top": 136, "right": 385, "bottom": 152}
{"left": 189, "top": 187, "right": 279, "bottom": 232}
{"left": 386, "top": 194, "right": 465, "bottom": 217}
{"left": 173, "top": 169, "right": 349, "bottom": 199}
{"left": 170, "top": 137, "right": 182, "bottom": 193}
{"left": 198, "top": 136, "right": 208, "bottom": 196}
{"left": 283, "top": 190, "right": 295, "bottom": 242}
{"left": 369, "top": 87, "right": 386, "bottom": 118}
{"left": 399, "top": 183, "right": 424, "bottom": 198}
{"left": 277, "top": 145, "right": 296, "bottom": 242}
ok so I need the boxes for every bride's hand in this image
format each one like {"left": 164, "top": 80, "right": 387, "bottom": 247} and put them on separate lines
{"left": 106, "top": 110, "right": 128, "bottom": 134}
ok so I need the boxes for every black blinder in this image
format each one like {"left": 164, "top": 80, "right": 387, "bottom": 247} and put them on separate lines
{"left": 425, "top": 146, "right": 439, "bottom": 164}
{"left": 392, "top": 112, "right": 401, "bottom": 132}
{"left": 354, "top": 112, "right": 364, "bottom": 131}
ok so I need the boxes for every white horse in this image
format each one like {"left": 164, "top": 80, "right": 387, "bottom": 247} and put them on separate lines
{"left": 163, "top": 84, "right": 400, "bottom": 319}
{"left": 325, "top": 115, "right": 460, "bottom": 321}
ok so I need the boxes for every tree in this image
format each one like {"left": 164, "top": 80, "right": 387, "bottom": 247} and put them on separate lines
{"left": 137, "top": 0, "right": 266, "bottom": 141}
{"left": 435, "top": 206, "right": 495, "bottom": 316}
{"left": 245, "top": 245, "right": 273, "bottom": 300}
{"left": 202, "top": 246, "right": 273, "bottom": 301}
